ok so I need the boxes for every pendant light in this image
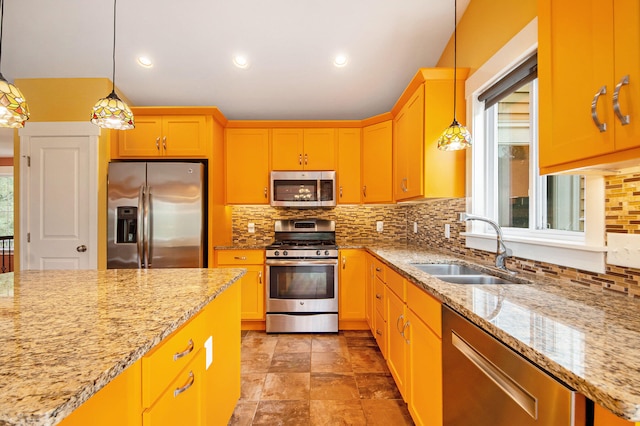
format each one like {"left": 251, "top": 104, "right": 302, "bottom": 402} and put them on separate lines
{"left": 437, "top": 0, "right": 471, "bottom": 151}
{"left": 91, "top": 0, "right": 134, "bottom": 130}
{"left": 0, "top": 0, "right": 29, "bottom": 128}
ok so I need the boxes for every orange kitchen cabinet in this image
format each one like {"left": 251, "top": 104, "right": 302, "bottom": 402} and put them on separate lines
{"left": 225, "top": 128, "right": 270, "bottom": 204}
{"left": 115, "top": 115, "right": 208, "bottom": 158}
{"left": 362, "top": 120, "right": 393, "bottom": 203}
{"left": 539, "top": 0, "right": 640, "bottom": 173}
{"left": 337, "top": 128, "right": 362, "bottom": 204}
{"left": 215, "top": 249, "right": 265, "bottom": 321}
{"left": 338, "top": 249, "right": 367, "bottom": 327}
{"left": 386, "top": 285, "right": 408, "bottom": 400}
{"left": 594, "top": 403, "right": 637, "bottom": 426}
{"left": 392, "top": 69, "right": 467, "bottom": 201}
{"left": 271, "top": 128, "right": 336, "bottom": 170}
{"left": 373, "top": 276, "right": 387, "bottom": 358}
{"left": 365, "top": 253, "right": 376, "bottom": 331}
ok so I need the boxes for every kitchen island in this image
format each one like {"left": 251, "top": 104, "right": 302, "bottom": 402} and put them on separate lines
{"left": 0, "top": 268, "right": 245, "bottom": 426}
{"left": 364, "top": 245, "right": 640, "bottom": 423}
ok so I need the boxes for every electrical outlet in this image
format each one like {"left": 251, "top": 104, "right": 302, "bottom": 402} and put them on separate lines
{"left": 376, "top": 221, "right": 384, "bottom": 232}
{"left": 444, "top": 224, "right": 451, "bottom": 239}
{"left": 248, "top": 222, "right": 255, "bottom": 233}
{"left": 413, "top": 222, "right": 418, "bottom": 233}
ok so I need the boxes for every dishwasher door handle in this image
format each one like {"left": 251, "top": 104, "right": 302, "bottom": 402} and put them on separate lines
{"left": 451, "top": 331, "right": 538, "bottom": 420}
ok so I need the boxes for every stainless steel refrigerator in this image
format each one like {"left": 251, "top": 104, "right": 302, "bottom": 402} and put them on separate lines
{"left": 107, "top": 162, "right": 206, "bottom": 269}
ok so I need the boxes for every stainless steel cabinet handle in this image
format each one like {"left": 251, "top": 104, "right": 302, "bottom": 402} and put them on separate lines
{"left": 173, "top": 339, "right": 194, "bottom": 361}
{"left": 340, "top": 185, "right": 343, "bottom": 198}
{"left": 234, "top": 256, "right": 247, "bottom": 260}
{"left": 173, "top": 371, "right": 195, "bottom": 398}
{"left": 76, "top": 245, "right": 87, "bottom": 253}
{"left": 299, "top": 154, "right": 303, "bottom": 165}
{"left": 591, "top": 85, "right": 608, "bottom": 132}
{"left": 402, "top": 321, "right": 411, "bottom": 343}
{"left": 452, "top": 331, "right": 537, "bottom": 419}
{"left": 396, "top": 314, "right": 404, "bottom": 333}
{"left": 264, "top": 187, "right": 268, "bottom": 198}
{"left": 162, "top": 136, "right": 167, "bottom": 151}
{"left": 613, "top": 75, "right": 630, "bottom": 125}
{"left": 155, "top": 137, "right": 160, "bottom": 151}
{"left": 363, "top": 185, "right": 367, "bottom": 198}
{"left": 304, "top": 153, "right": 308, "bottom": 165}
{"left": 342, "top": 257, "right": 346, "bottom": 269}
{"left": 401, "top": 177, "right": 408, "bottom": 193}
{"left": 258, "top": 271, "right": 262, "bottom": 284}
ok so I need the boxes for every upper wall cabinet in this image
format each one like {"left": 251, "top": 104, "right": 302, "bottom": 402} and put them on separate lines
{"left": 337, "top": 128, "right": 362, "bottom": 204}
{"left": 539, "top": 0, "right": 640, "bottom": 174}
{"left": 362, "top": 120, "right": 393, "bottom": 204}
{"left": 114, "top": 111, "right": 209, "bottom": 158}
{"left": 392, "top": 69, "right": 467, "bottom": 201}
{"left": 225, "top": 128, "right": 270, "bottom": 204}
{"left": 271, "top": 128, "right": 337, "bottom": 170}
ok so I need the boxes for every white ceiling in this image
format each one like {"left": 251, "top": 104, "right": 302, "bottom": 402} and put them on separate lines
{"left": 0, "top": 0, "right": 470, "bottom": 155}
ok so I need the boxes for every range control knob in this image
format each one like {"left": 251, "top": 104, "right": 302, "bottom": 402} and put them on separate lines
{"left": 274, "top": 250, "right": 280, "bottom": 256}
{"left": 283, "top": 250, "right": 288, "bottom": 256}
{"left": 324, "top": 250, "right": 330, "bottom": 256}
{"left": 316, "top": 250, "right": 322, "bottom": 256}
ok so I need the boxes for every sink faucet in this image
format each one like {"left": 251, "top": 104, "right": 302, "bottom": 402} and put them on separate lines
{"left": 459, "top": 213, "right": 514, "bottom": 272}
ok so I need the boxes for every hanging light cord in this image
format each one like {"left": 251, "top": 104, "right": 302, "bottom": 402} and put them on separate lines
{"left": 452, "top": 0, "right": 458, "bottom": 123}
{"left": 111, "top": 0, "right": 117, "bottom": 93}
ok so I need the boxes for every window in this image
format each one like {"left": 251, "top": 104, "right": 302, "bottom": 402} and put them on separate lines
{"left": 464, "top": 18, "right": 606, "bottom": 272}
{"left": 0, "top": 169, "right": 13, "bottom": 237}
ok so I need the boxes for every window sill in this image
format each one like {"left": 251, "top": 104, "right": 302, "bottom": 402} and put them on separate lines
{"left": 462, "top": 232, "right": 606, "bottom": 273}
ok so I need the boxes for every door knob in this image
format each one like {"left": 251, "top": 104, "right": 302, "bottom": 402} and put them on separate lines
{"left": 76, "top": 245, "right": 87, "bottom": 253}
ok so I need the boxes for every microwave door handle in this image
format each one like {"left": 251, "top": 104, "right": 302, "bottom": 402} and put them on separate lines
{"left": 137, "top": 185, "right": 144, "bottom": 268}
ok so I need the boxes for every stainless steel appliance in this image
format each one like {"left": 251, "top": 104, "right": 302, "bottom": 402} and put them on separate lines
{"left": 270, "top": 171, "right": 336, "bottom": 208}
{"left": 443, "top": 306, "right": 585, "bottom": 425}
{"left": 265, "top": 219, "right": 338, "bottom": 333}
{"left": 107, "top": 161, "right": 206, "bottom": 269}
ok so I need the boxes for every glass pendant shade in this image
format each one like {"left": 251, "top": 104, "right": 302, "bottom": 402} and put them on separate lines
{"left": 0, "top": 73, "right": 29, "bottom": 128}
{"left": 437, "top": 118, "right": 472, "bottom": 151}
{"left": 91, "top": 90, "right": 134, "bottom": 130}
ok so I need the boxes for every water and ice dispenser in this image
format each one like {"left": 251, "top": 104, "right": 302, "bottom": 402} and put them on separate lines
{"left": 115, "top": 206, "right": 138, "bottom": 243}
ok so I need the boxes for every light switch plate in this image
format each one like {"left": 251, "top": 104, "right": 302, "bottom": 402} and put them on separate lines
{"left": 376, "top": 221, "right": 384, "bottom": 232}
{"left": 248, "top": 223, "right": 255, "bottom": 233}
{"left": 413, "top": 222, "right": 418, "bottom": 233}
{"left": 444, "top": 224, "right": 451, "bottom": 239}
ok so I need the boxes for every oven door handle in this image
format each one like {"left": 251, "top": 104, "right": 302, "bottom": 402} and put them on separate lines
{"left": 266, "top": 259, "right": 338, "bottom": 266}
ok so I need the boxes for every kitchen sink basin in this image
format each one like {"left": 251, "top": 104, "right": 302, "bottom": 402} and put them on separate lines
{"left": 410, "top": 263, "right": 485, "bottom": 275}
{"left": 410, "top": 263, "right": 519, "bottom": 285}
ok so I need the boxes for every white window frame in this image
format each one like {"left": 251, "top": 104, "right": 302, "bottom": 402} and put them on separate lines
{"left": 463, "top": 17, "right": 606, "bottom": 273}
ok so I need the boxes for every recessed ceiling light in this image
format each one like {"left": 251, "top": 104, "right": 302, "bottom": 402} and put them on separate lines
{"left": 333, "top": 55, "right": 348, "bottom": 67}
{"left": 233, "top": 55, "right": 249, "bottom": 69}
{"left": 137, "top": 56, "right": 153, "bottom": 68}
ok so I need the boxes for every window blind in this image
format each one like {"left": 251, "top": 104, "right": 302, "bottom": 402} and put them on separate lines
{"left": 478, "top": 53, "right": 537, "bottom": 109}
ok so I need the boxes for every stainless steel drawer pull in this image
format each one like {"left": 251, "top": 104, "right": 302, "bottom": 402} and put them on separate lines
{"left": 173, "top": 339, "right": 194, "bottom": 361}
{"left": 234, "top": 256, "right": 247, "bottom": 260}
{"left": 162, "top": 136, "right": 167, "bottom": 150}
{"left": 173, "top": 371, "right": 195, "bottom": 398}
{"left": 452, "top": 331, "right": 538, "bottom": 419}
{"left": 591, "top": 85, "right": 607, "bottom": 132}
{"left": 613, "top": 75, "right": 630, "bottom": 125}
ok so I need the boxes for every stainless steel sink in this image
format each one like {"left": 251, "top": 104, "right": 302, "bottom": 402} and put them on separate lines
{"left": 410, "top": 263, "right": 518, "bottom": 285}
{"left": 411, "top": 263, "right": 484, "bottom": 275}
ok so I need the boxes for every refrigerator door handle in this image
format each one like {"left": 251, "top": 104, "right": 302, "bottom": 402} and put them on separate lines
{"left": 144, "top": 186, "right": 151, "bottom": 268}
{"left": 137, "top": 185, "right": 145, "bottom": 268}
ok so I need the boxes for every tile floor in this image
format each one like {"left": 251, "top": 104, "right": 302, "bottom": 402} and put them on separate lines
{"left": 228, "top": 330, "right": 415, "bottom": 425}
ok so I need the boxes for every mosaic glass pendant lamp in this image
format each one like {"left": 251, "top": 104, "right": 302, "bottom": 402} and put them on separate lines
{"left": 0, "top": 0, "right": 29, "bottom": 128}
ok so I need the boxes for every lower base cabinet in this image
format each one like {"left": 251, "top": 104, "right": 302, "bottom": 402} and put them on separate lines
{"left": 59, "top": 281, "right": 241, "bottom": 426}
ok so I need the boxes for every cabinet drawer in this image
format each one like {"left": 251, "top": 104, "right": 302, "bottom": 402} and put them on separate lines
{"left": 143, "top": 349, "right": 204, "bottom": 426}
{"left": 374, "top": 309, "right": 386, "bottom": 357}
{"left": 386, "top": 269, "right": 405, "bottom": 301}
{"left": 407, "top": 284, "right": 442, "bottom": 338}
{"left": 142, "top": 313, "right": 206, "bottom": 407}
{"left": 216, "top": 250, "right": 264, "bottom": 265}
{"left": 374, "top": 277, "right": 386, "bottom": 319}
{"left": 373, "top": 258, "right": 386, "bottom": 282}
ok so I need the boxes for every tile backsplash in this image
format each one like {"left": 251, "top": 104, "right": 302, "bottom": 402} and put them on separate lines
{"left": 230, "top": 171, "right": 640, "bottom": 298}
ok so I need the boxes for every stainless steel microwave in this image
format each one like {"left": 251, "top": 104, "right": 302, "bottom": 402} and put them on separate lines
{"left": 270, "top": 171, "right": 336, "bottom": 207}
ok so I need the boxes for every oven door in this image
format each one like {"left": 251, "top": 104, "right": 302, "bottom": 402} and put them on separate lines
{"left": 266, "top": 258, "right": 338, "bottom": 313}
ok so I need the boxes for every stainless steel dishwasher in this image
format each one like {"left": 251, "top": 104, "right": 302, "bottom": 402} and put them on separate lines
{"left": 443, "top": 306, "right": 586, "bottom": 425}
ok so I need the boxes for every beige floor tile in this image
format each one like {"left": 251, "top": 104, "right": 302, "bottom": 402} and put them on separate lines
{"left": 241, "top": 333, "right": 279, "bottom": 355}
{"left": 241, "top": 352, "right": 273, "bottom": 374}
{"left": 228, "top": 400, "right": 258, "bottom": 426}
{"left": 309, "top": 400, "right": 367, "bottom": 426}
{"left": 348, "top": 346, "right": 389, "bottom": 373}
{"left": 260, "top": 372, "right": 310, "bottom": 400}
{"left": 310, "top": 372, "right": 359, "bottom": 400}
{"left": 360, "top": 399, "right": 414, "bottom": 425}
{"left": 311, "top": 334, "right": 349, "bottom": 353}
{"left": 239, "top": 373, "right": 266, "bottom": 401}
{"left": 355, "top": 372, "right": 402, "bottom": 399}
{"left": 274, "top": 334, "right": 312, "bottom": 353}
{"left": 311, "top": 351, "right": 352, "bottom": 373}
{"left": 252, "top": 400, "right": 310, "bottom": 425}
{"left": 269, "top": 352, "right": 311, "bottom": 373}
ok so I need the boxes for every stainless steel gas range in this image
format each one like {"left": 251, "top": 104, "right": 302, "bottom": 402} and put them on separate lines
{"left": 265, "top": 219, "right": 338, "bottom": 333}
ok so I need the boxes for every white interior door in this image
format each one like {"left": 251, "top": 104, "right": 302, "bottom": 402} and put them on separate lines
{"left": 19, "top": 123, "right": 99, "bottom": 270}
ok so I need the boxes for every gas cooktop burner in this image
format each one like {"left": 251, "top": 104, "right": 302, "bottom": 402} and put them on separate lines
{"left": 267, "top": 240, "right": 336, "bottom": 248}
{"left": 266, "top": 218, "right": 338, "bottom": 259}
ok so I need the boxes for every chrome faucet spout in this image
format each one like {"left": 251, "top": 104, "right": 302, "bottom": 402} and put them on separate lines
{"left": 459, "top": 213, "right": 513, "bottom": 272}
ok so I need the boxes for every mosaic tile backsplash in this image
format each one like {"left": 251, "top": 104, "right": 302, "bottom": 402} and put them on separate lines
{"left": 230, "top": 171, "right": 640, "bottom": 298}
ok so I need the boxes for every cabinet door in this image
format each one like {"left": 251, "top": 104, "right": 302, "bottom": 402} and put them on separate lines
{"left": 338, "top": 249, "right": 366, "bottom": 322}
{"left": 225, "top": 129, "right": 270, "bottom": 204}
{"left": 386, "top": 289, "right": 407, "bottom": 400}
{"left": 407, "top": 309, "right": 442, "bottom": 426}
{"left": 337, "top": 128, "right": 362, "bottom": 204}
{"left": 365, "top": 254, "right": 375, "bottom": 331}
{"left": 394, "top": 86, "right": 424, "bottom": 200}
{"left": 303, "top": 128, "right": 336, "bottom": 170}
{"left": 117, "top": 116, "right": 163, "bottom": 157}
{"left": 271, "top": 128, "right": 304, "bottom": 170}
{"left": 362, "top": 121, "right": 393, "bottom": 203}
{"left": 162, "top": 115, "right": 207, "bottom": 157}
{"left": 240, "top": 265, "right": 265, "bottom": 320}
{"left": 538, "top": 0, "right": 615, "bottom": 169}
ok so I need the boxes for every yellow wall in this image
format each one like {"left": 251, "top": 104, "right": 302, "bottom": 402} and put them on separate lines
{"left": 13, "top": 78, "right": 117, "bottom": 270}
{"left": 436, "top": 0, "right": 537, "bottom": 73}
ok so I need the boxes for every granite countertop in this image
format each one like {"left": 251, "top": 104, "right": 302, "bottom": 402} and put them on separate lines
{"left": 366, "top": 245, "right": 640, "bottom": 422}
{"left": 0, "top": 268, "right": 245, "bottom": 426}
